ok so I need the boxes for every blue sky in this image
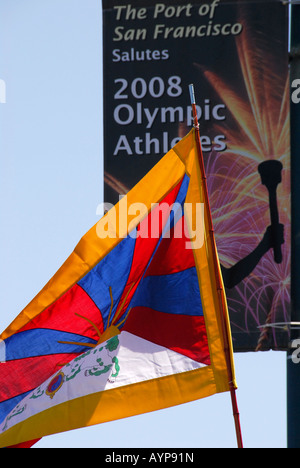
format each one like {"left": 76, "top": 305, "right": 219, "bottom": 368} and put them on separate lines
{"left": 0, "top": 0, "right": 287, "bottom": 448}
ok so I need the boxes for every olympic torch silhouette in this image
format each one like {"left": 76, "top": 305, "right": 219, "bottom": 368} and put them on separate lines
{"left": 258, "top": 160, "right": 283, "bottom": 264}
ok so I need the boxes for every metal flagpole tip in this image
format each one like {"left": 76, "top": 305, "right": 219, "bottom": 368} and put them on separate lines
{"left": 189, "top": 84, "right": 196, "bottom": 105}
{"left": 189, "top": 84, "right": 199, "bottom": 129}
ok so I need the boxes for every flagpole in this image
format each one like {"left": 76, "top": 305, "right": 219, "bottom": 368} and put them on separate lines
{"left": 189, "top": 84, "right": 243, "bottom": 449}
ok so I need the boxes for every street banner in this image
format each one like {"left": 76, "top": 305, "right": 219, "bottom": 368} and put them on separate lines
{"left": 102, "top": 0, "right": 290, "bottom": 352}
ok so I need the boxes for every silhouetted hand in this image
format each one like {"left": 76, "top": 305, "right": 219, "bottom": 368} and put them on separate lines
{"left": 221, "top": 223, "right": 285, "bottom": 289}
{"left": 261, "top": 223, "right": 284, "bottom": 254}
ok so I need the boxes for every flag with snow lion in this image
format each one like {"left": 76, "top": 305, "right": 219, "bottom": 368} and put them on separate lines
{"left": 0, "top": 130, "right": 236, "bottom": 447}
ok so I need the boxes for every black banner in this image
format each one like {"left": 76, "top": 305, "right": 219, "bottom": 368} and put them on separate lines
{"left": 102, "top": 0, "right": 290, "bottom": 352}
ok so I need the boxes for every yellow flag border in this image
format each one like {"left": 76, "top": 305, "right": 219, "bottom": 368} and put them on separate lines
{"left": 0, "top": 362, "right": 226, "bottom": 448}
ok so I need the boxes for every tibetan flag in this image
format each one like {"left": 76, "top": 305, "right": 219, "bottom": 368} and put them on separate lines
{"left": 0, "top": 129, "right": 236, "bottom": 448}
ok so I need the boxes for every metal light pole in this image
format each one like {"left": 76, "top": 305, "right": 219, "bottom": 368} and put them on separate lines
{"left": 287, "top": 1, "right": 300, "bottom": 449}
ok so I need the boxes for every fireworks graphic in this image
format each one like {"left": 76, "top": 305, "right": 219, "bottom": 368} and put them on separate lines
{"left": 196, "top": 10, "right": 290, "bottom": 350}
{"left": 103, "top": 5, "right": 289, "bottom": 351}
